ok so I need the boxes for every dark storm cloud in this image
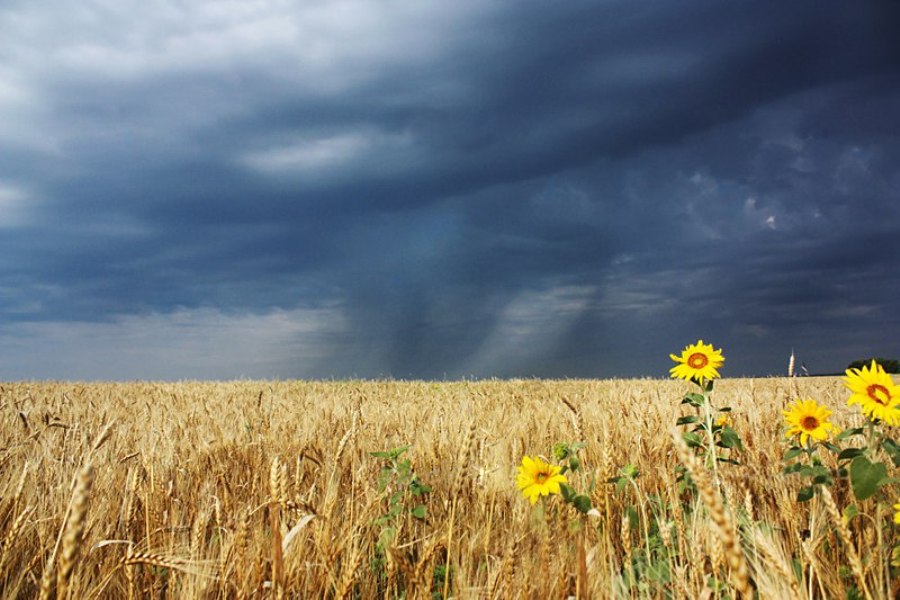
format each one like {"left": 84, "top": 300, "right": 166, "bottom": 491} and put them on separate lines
{"left": 1, "top": 1, "right": 899, "bottom": 379}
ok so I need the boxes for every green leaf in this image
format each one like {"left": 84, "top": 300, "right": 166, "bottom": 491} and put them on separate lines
{"left": 568, "top": 456, "right": 581, "bottom": 472}
{"left": 718, "top": 427, "right": 742, "bottom": 450}
{"left": 409, "top": 480, "right": 432, "bottom": 496}
{"left": 836, "top": 428, "right": 865, "bottom": 441}
{"left": 370, "top": 445, "right": 410, "bottom": 460}
{"left": 411, "top": 505, "right": 427, "bottom": 520}
{"left": 813, "top": 473, "right": 833, "bottom": 486}
{"left": 881, "top": 437, "right": 900, "bottom": 467}
{"left": 837, "top": 448, "right": 865, "bottom": 461}
{"left": 377, "top": 526, "right": 397, "bottom": 549}
{"left": 783, "top": 447, "right": 804, "bottom": 461}
{"left": 572, "top": 495, "right": 592, "bottom": 514}
{"left": 620, "top": 463, "right": 639, "bottom": 479}
{"left": 798, "top": 465, "right": 829, "bottom": 479}
{"left": 560, "top": 483, "right": 576, "bottom": 501}
{"left": 797, "top": 486, "right": 815, "bottom": 502}
{"left": 626, "top": 505, "right": 639, "bottom": 527}
{"left": 822, "top": 441, "right": 843, "bottom": 454}
{"left": 850, "top": 455, "right": 888, "bottom": 501}
{"left": 783, "top": 462, "right": 804, "bottom": 475}
{"left": 843, "top": 504, "right": 859, "bottom": 522}
{"left": 682, "top": 432, "right": 703, "bottom": 448}
{"left": 681, "top": 393, "right": 705, "bottom": 407}
{"left": 676, "top": 415, "right": 699, "bottom": 425}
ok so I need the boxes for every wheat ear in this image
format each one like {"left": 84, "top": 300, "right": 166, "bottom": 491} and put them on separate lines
{"left": 561, "top": 396, "right": 586, "bottom": 443}
{"left": 0, "top": 505, "right": 32, "bottom": 576}
{"left": 57, "top": 463, "right": 95, "bottom": 600}
{"left": 490, "top": 537, "right": 519, "bottom": 598}
{"left": 452, "top": 420, "right": 477, "bottom": 503}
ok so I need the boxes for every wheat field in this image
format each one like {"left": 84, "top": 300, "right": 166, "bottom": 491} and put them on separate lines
{"left": 0, "top": 377, "right": 891, "bottom": 598}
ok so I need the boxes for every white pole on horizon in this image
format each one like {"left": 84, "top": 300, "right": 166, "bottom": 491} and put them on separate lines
{"left": 788, "top": 348, "right": 795, "bottom": 378}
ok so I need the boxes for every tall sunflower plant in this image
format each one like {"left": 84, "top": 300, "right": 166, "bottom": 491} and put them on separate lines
{"left": 781, "top": 398, "right": 839, "bottom": 502}
{"left": 669, "top": 340, "right": 744, "bottom": 492}
{"left": 833, "top": 361, "right": 900, "bottom": 502}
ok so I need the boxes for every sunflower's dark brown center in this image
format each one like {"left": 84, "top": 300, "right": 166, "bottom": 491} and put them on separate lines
{"left": 688, "top": 353, "right": 709, "bottom": 369}
{"left": 535, "top": 471, "right": 550, "bottom": 484}
{"left": 801, "top": 415, "right": 820, "bottom": 431}
{"left": 867, "top": 384, "right": 890, "bottom": 406}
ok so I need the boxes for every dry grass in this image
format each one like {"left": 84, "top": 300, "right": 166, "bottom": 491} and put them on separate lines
{"left": 0, "top": 377, "right": 891, "bottom": 598}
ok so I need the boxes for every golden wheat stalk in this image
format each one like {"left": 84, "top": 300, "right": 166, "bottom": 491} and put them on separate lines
{"left": 752, "top": 527, "right": 802, "bottom": 600}
{"left": 820, "top": 486, "right": 872, "bottom": 600}
{"left": 671, "top": 429, "right": 752, "bottom": 598}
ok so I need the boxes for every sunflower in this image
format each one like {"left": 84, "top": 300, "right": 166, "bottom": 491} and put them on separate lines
{"left": 844, "top": 360, "right": 900, "bottom": 426}
{"left": 715, "top": 414, "right": 732, "bottom": 428}
{"left": 516, "top": 455, "right": 567, "bottom": 504}
{"left": 783, "top": 399, "right": 834, "bottom": 446}
{"left": 669, "top": 340, "right": 725, "bottom": 382}
{"left": 894, "top": 500, "right": 900, "bottom": 525}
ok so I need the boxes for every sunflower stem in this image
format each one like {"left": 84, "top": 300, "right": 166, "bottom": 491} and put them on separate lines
{"left": 699, "top": 381, "right": 720, "bottom": 486}
{"left": 866, "top": 419, "right": 876, "bottom": 460}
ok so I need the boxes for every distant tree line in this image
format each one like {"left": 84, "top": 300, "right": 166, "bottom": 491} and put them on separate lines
{"left": 848, "top": 357, "right": 900, "bottom": 374}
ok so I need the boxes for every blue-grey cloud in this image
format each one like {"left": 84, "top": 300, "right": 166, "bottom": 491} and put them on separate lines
{"left": 1, "top": 1, "right": 899, "bottom": 379}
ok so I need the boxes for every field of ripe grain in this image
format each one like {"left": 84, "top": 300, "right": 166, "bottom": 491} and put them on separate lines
{"left": 0, "top": 377, "right": 890, "bottom": 598}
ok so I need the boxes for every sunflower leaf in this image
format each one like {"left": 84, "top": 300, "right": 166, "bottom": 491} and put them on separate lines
{"left": 681, "top": 394, "right": 705, "bottom": 407}
{"left": 849, "top": 455, "right": 888, "bottom": 500}
{"left": 682, "top": 432, "right": 703, "bottom": 448}
{"left": 822, "top": 441, "right": 843, "bottom": 454}
{"left": 620, "top": 463, "right": 639, "bottom": 479}
{"left": 837, "top": 448, "right": 866, "bottom": 461}
{"left": 797, "top": 486, "right": 815, "bottom": 502}
{"left": 568, "top": 456, "right": 581, "bottom": 472}
{"left": 572, "top": 495, "right": 592, "bottom": 514}
{"left": 676, "top": 415, "right": 699, "bottom": 425}
{"left": 843, "top": 504, "right": 860, "bottom": 522}
{"left": 718, "top": 427, "right": 742, "bottom": 450}
{"left": 783, "top": 462, "right": 804, "bottom": 474}
{"left": 783, "top": 447, "right": 805, "bottom": 461}
{"left": 369, "top": 445, "right": 410, "bottom": 460}
{"left": 409, "top": 480, "right": 431, "bottom": 496}
{"left": 880, "top": 438, "right": 900, "bottom": 467}
{"left": 559, "top": 483, "right": 576, "bottom": 501}
{"left": 836, "top": 428, "right": 866, "bottom": 441}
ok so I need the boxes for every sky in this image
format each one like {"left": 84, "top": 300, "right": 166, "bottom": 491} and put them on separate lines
{"left": 1, "top": 1, "right": 899, "bottom": 381}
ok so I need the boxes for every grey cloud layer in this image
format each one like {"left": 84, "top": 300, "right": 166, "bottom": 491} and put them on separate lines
{"left": 1, "top": 1, "right": 899, "bottom": 379}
